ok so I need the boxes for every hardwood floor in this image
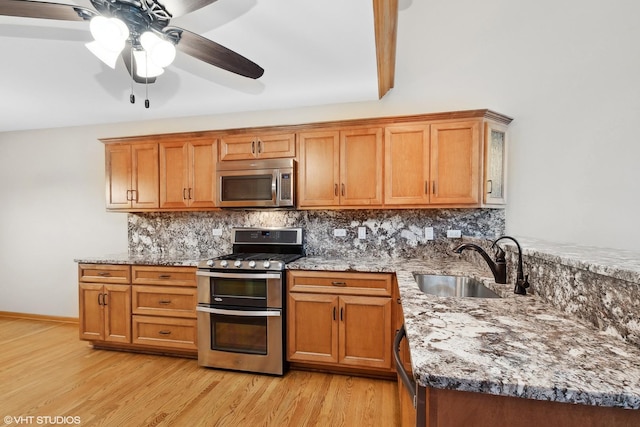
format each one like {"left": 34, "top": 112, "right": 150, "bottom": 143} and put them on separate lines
{"left": 0, "top": 317, "right": 400, "bottom": 426}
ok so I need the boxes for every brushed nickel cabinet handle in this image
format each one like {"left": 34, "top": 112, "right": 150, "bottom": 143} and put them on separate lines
{"left": 487, "top": 180, "right": 493, "bottom": 194}
{"left": 126, "top": 190, "right": 132, "bottom": 201}
{"left": 158, "top": 330, "right": 171, "bottom": 335}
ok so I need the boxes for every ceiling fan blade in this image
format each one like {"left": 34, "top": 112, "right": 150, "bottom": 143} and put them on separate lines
{"left": 0, "top": 0, "right": 96, "bottom": 21}
{"left": 160, "top": 0, "right": 218, "bottom": 18}
{"left": 165, "top": 26, "right": 264, "bottom": 79}
{"left": 122, "top": 44, "right": 157, "bottom": 84}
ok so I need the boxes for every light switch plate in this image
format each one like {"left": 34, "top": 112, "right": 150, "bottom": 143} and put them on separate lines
{"left": 334, "top": 229, "right": 347, "bottom": 237}
{"left": 212, "top": 228, "right": 223, "bottom": 236}
{"left": 358, "top": 227, "right": 366, "bottom": 239}
{"left": 424, "top": 227, "right": 434, "bottom": 240}
{"left": 447, "top": 229, "right": 462, "bottom": 238}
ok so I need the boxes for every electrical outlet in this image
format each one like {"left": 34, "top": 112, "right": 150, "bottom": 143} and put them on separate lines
{"left": 424, "top": 227, "right": 434, "bottom": 241}
{"left": 447, "top": 229, "right": 462, "bottom": 238}
{"left": 212, "top": 228, "right": 223, "bottom": 236}
{"left": 358, "top": 227, "right": 367, "bottom": 239}
{"left": 333, "top": 229, "right": 347, "bottom": 237}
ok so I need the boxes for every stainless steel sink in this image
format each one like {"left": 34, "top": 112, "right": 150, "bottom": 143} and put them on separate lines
{"left": 413, "top": 274, "right": 501, "bottom": 298}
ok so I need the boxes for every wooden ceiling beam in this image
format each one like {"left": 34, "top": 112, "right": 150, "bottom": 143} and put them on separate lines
{"left": 373, "top": 0, "right": 398, "bottom": 99}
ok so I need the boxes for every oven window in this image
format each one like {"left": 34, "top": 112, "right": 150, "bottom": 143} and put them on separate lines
{"left": 213, "top": 278, "right": 267, "bottom": 299}
{"left": 211, "top": 313, "right": 268, "bottom": 355}
{"left": 221, "top": 175, "right": 273, "bottom": 201}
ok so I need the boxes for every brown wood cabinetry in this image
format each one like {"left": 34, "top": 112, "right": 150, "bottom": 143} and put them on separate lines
{"left": 159, "top": 137, "right": 217, "bottom": 209}
{"left": 79, "top": 264, "right": 131, "bottom": 343}
{"left": 385, "top": 120, "right": 482, "bottom": 206}
{"left": 298, "top": 128, "right": 383, "bottom": 207}
{"left": 130, "top": 265, "right": 197, "bottom": 352}
{"left": 287, "top": 270, "right": 393, "bottom": 373}
{"left": 105, "top": 141, "right": 159, "bottom": 210}
{"left": 219, "top": 132, "right": 295, "bottom": 161}
{"left": 78, "top": 264, "right": 197, "bottom": 356}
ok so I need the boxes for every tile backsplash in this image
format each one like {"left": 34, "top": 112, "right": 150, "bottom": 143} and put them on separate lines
{"left": 128, "top": 208, "right": 505, "bottom": 258}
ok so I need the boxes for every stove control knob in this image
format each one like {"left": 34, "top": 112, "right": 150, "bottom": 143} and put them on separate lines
{"left": 220, "top": 260, "right": 228, "bottom": 268}
{"left": 263, "top": 261, "right": 271, "bottom": 269}
{"left": 234, "top": 260, "right": 242, "bottom": 268}
{"left": 248, "top": 261, "right": 256, "bottom": 268}
{"left": 206, "top": 259, "right": 214, "bottom": 267}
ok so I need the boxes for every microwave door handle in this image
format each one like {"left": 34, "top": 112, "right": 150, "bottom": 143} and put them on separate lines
{"left": 272, "top": 172, "right": 278, "bottom": 204}
{"left": 197, "top": 306, "right": 281, "bottom": 317}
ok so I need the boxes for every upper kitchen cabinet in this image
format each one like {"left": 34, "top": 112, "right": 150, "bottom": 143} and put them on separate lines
{"left": 384, "top": 111, "right": 511, "bottom": 207}
{"left": 484, "top": 121, "right": 508, "bottom": 205}
{"left": 104, "top": 139, "right": 159, "bottom": 210}
{"left": 298, "top": 128, "right": 383, "bottom": 207}
{"left": 159, "top": 137, "right": 218, "bottom": 209}
{"left": 219, "top": 132, "right": 296, "bottom": 161}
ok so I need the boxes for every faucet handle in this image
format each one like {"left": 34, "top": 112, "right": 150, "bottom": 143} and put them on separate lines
{"left": 493, "top": 245, "right": 506, "bottom": 262}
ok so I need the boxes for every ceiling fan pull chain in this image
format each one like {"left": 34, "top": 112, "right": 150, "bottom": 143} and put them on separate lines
{"left": 129, "top": 47, "right": 135, "bottom": 104}
{"left": 145, "top": 52, "right": 150, "bottom": 108}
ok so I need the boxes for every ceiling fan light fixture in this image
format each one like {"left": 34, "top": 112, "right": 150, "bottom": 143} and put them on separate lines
{"left": 89, "top": 16, "right": 129, "bottom": 52}
{"left": 133, "top": 49, "right": 165, "bottom": 78}
{"left": 85, "top": 40, "right": 120, "bottom": 69}
{"left": 140, "top": 31, "right": 176, "bottom": 68}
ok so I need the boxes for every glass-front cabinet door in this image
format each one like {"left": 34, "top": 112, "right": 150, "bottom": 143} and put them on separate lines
{"left": 484, "top": 122, "right": 508, "bottom": 205}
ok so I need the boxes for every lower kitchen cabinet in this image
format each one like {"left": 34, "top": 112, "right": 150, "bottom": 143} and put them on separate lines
{"left": 79, "top": 282, "right": 131, "bottom": 343}
{"left": 78, "top": 263, "right": 197, "bottom": 356}
{"left": 287, "top": 270, "right": 394, "bottom": 375}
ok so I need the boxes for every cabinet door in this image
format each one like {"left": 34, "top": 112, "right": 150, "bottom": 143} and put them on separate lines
{"left": 255, "top": 133, "right": 296, "bottom": 159}
{"left": 384, "top": 124, "right": 431, "bottom": 205}
{"left": 340, "top": 128, "right": 383, "bottom": 205}
{"left": 219, "top": 134, "right": 256, "bottom": 161}
{"left": 430, "top": 121, "right": 481, "bottom": 205}
{"left": 189, "top": 139, "right": 217, "bottom": 208}
{"left": 298, "top": 131, "right": 340, "bottom": 207}
{"left": 131, "top": 143, "right": 159, "bottom": 209}
{"left": 287, "top": 293, "right": 339, "bottom": 364}
{"left": 105, "top": 144, "right": 132, "bottom": 209}
{"left": 103, "top": 284, "right": 131, "bottom": 343}
{"left": 79, "top": 283, "right": 105, "bottom": 341}
{"left": 339, "top": 295, "right": 392, "bottom": 369}
{"left": 159, "top": 141, "right": 190, "bottom": 209}
{"left": 484, "top": 122, "right": 508, "bottom": 205}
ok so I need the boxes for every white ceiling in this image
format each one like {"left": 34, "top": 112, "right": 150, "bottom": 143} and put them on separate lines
{"left": 0, "top": 0, "right": 380, "bottom": 132}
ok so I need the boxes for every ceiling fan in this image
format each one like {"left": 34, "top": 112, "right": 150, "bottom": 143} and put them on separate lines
{"left": 0, "top": 0, "right": 264, "bottom": 106}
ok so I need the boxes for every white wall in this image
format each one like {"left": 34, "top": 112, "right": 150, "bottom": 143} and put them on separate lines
{"left": 2, "top": 0, "right": 640, "bottom": 317}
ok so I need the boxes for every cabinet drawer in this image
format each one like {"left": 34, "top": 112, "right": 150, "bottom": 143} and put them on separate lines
{"left": 288, "top": 271, "right": 392, "bottom": 296}
{"left": 132, "top": 316, "right": 197, "bottom": 350}
{"left": 131, "top": 266, "right": 196, "bottom": 287}
{"left": 132, "top": 286, "right": 197, "bottom": 318}
{"left": 79, "top": 264, "right": 130, "bottom": 284}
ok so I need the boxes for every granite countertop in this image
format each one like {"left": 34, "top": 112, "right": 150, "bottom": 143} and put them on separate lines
{"left": 74, "top": 253, "right": 204, "bottom": 267}
{"left": 288, "top": 256, "right": 640, "bottom": 410}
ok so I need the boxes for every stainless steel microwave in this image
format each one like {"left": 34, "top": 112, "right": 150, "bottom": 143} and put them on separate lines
{"left": 216, "top": 158, "right": 295, "bottom": 208}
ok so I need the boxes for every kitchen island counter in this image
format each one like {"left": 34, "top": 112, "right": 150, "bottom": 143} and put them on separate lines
{"left": 287, "top": 256, "right": 640, "bottom": 410}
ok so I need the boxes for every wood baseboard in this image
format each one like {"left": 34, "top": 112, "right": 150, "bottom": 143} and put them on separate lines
{"left": 0, "top": 311, "right": 79, "bottom": 324}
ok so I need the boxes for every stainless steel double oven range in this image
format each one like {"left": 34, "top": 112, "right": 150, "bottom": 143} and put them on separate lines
{"left": 196, "top": 227, "right": 304, "bottom": 375}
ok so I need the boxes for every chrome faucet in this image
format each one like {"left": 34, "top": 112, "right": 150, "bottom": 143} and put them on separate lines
{"left": 492, "top": 236, "right": 530, "bottom": 295}
{"left": 452, "top": 243, "right": 507, "bottom": 284}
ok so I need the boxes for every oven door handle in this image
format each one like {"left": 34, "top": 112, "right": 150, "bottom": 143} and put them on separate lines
{"left": 196, "top": 271, "right": 281, "bottom": 280}
{"left": 196, "top": 306, "right": 281, "bottom": 317}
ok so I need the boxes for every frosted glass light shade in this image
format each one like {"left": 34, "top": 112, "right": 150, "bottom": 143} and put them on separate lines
{"left": 89, "top": 16, "right": 129, "bottom": 52}
{"left": 140, "top": 31, "right": 176, "bottom": 68}
{"left": 133, "top": 50, "right": 165, "bottom": 78}
{"left": 85, "top": 40, "right": 120, "bottom": 68}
